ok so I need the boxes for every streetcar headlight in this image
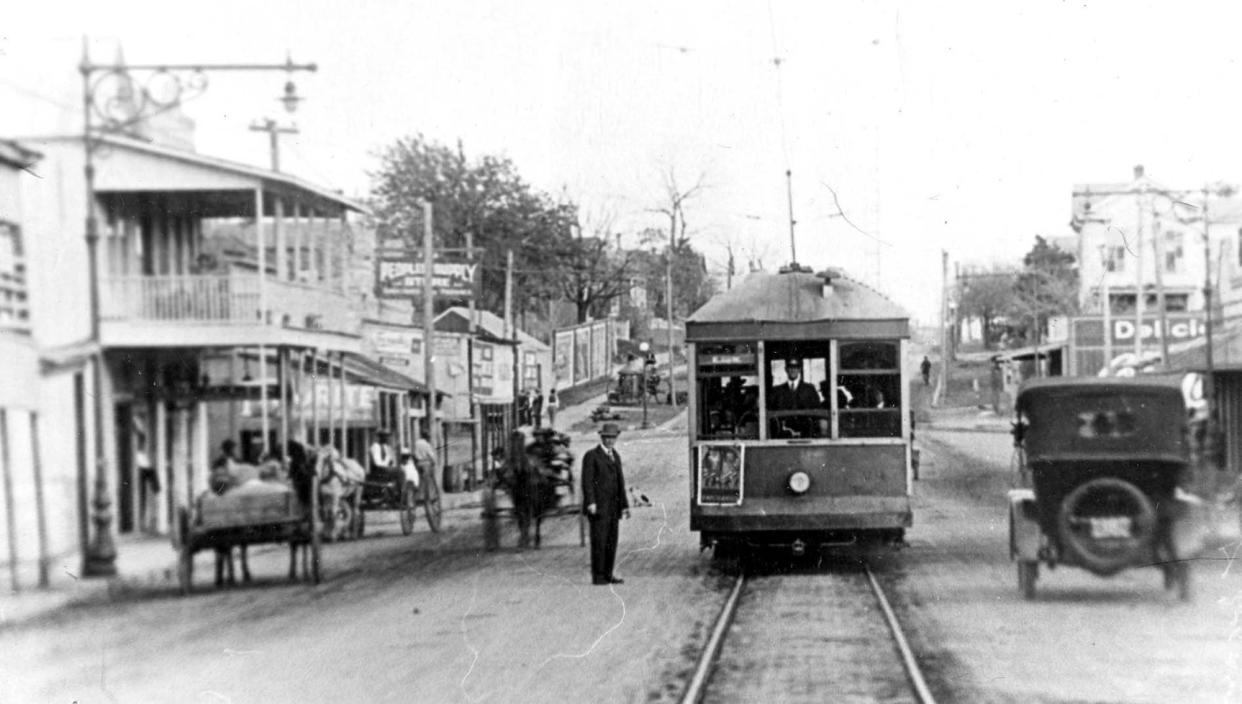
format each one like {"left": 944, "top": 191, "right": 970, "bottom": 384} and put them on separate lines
{"left": 788, "top": 471, "right": 811, "bottom": 494}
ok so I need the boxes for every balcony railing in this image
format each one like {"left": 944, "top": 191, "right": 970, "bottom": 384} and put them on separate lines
{"left": 102, "top": 274, "right": 358, "bottom": 335}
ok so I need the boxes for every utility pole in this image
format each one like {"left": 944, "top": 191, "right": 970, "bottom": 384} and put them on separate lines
{"left": 937, "top": 249, "right": 949, "bottom": 407}
{"left": 249, "top": 118, "right": 298, "bottom": 172}
{"left": 1134, "top": 186, "right": 1146, "bottom": 358}
{"left": 666, "top": 211, "right": 677, "bottom": 408}
{"left": 421, "top": 200, "right": 438, "bottom": 463}
{"left": 505, "top": 249, "right": 517, "bottom": 426}
{"left": 1099, "top": 245, "right": 1113, "bottom": 374}
{"left": 785, "top": 169, "right": 797, "bottom": 264}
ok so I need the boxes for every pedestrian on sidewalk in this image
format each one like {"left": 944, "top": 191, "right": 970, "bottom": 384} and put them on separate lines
{"left": 582, "top": 423, "right": 630, "bottom": 585}
{"left": 545, "top": 388, "right": 559, "bottom": 429}
{"left": 920, "top": 356, "right": 932, "bottom": 386}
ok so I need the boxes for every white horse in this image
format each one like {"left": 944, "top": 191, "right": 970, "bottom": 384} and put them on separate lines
{"left": 314, "top": 446, "right": 365, "bottom": 542}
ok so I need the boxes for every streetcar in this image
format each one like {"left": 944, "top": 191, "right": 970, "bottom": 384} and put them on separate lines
{"left": 686, "top": 264, "right": 914, "bottom": 556}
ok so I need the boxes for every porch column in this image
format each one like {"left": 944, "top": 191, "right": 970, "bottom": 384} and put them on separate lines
{"left": 155, "top": 395, "right": 170, "bottom": 519}
{"left": 30, "top": 411, "right": 51, "bottom": 588}
{"left": 259, "top": 345, "right": 270, "bottom": 456}
{"left": 1, "top": 409, "right": 18, "bottom": 592}
{"left": 295, "top": 348, "right": 307, "bottom": 446}
{"left": 310, "top": 349, "right": 320, "bottom": 448}
{"left": 325, "top": 349, "right": 334, "bottom": 449}
{"left": 194, "top": 399, "right": 208, "bottom": 500}
{"left": 279, "top": 346, "right": 290, "bottom": 456}
{"left": 172, "top": 405, "right": 188, "bottom": 511}
{"left": 255, "top": 187, "right": 266, "bottom": 324}
{"left": 339, "top": 353, "right": 349, "bottom": 459}
{"left": 227, "top": 351, "right": 238, "bottom": 443}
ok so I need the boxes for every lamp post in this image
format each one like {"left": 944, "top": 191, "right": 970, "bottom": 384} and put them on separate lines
{"left": 77, "top": 39, "right": 316, "bottom": 576}
{"left": 639, "top": 341, "right": 651, "bottom": 429}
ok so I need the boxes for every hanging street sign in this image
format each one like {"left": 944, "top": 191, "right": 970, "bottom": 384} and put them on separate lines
{"left": 376, "top": 247, "right": 483, "bottom": 300}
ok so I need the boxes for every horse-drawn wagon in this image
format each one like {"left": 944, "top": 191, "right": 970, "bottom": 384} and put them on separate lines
{"left": 175, "top": 442, "right": 328, "bottom": 594}
{"left": 356, "top": 457, "right": 443, "bottom": 537}
{"left": 482, "top": 428, "right": 585, "bottom": 550}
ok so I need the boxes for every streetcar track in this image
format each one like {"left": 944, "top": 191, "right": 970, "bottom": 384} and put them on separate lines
{"left": 680, "top": 560, "right": 936, "bottom": 704}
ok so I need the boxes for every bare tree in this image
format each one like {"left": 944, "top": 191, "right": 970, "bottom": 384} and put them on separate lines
{"left": 650, "top": 166, "right": 706, "bottom": 406}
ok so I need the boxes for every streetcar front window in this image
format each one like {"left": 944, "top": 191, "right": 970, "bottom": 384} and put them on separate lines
{"left": 695, "top": 343, "right": 759, "bottom": 439}
{"left": 764, "top": 342, "right": 831, "bottom": 438}
{"left": 838, "top": 341, "right": 902, "bottom": 438}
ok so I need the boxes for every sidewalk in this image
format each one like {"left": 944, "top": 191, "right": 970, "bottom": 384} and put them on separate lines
{"left": 0, "top": 483, "right": 486, "bottom": 628}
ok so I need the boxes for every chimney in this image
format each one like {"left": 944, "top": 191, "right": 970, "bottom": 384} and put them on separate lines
{"left": 1134, "top": 164, "right": 1145, "bottom": 180}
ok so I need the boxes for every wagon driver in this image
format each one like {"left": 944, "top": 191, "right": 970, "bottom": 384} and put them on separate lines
{"left": 582, "top": 422, "right": 630, "bottom": 585}
{"left": 369, "top": 429, "right": 401, "bottom": 486}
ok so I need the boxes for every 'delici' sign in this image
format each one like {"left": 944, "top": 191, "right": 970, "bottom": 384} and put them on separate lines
{"left": 1071, "top": 315, "right": 1206, "bottom": 347}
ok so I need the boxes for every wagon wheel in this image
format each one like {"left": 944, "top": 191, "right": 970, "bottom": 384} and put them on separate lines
{"left": 350, "top": 489, "right": 364, "bottom": 540}
{"left": 176, "top": 506, "right": 193, "bottom": 596}
{"left": 482, "top": 486, "right": 500, "bottom": 551}
{"left": 1017, "top": 561, "right": 1038, "bottom": 600}
{"left": 331, "top": 499, "right": 355, "bottom": 542}
{"left": 423, "top": 472, "right": 443, "bottom": 533}
{"left": 400, "top": 481, "right": 418, "bottom": 536}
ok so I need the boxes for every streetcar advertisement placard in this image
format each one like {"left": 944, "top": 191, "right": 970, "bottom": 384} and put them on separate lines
{"left": 697, "top": 443, "right": 744, "bottom": 505}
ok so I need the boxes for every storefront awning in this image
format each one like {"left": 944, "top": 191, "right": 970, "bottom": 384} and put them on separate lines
{"left": 342, "top": 352, "right": 449, "bottom": 399}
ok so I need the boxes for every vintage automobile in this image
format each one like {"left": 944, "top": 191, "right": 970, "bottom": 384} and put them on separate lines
{"left": 1008, "top": 376, "right": 1199, "bottom": 600}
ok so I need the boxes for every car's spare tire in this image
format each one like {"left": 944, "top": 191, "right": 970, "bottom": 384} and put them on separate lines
{"left": 1056, "top": 477, "right": 1157, "bottom": 576}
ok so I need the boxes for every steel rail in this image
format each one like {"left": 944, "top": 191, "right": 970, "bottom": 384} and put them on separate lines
{"left": 865, "top": 564, "right": 938, "bottom": 704}
{"left": 679, "top": 572, "right": 745, "bottom": 704}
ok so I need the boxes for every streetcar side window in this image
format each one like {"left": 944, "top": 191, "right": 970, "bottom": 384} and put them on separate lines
{"left": 696, "top": 343, "right": 759, "bottom": 439}
{"left": 838, "top": 341, "right": 902, "bottom": 438}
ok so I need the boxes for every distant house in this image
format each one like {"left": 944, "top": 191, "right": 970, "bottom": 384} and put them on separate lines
{"left": 436, "top": 307, "right": 551, "bottom": 395}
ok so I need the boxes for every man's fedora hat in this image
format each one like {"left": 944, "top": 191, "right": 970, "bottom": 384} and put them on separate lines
{"left": 598, "top": 422, "right": 622, "bottom": 437}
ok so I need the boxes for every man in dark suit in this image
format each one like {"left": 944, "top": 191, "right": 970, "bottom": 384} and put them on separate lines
{"left": 767, "top": 359, "right": 823, "bottom": 437}
{"left": 582, "top": 422, "right": 630, "bottom": 585}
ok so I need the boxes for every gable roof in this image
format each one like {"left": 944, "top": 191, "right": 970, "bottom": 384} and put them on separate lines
{"left": 436, "top": 307, "right": 550, "bottom": 351}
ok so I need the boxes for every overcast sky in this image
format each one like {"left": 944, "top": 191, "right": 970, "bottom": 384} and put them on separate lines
{"left": 5, "top": 1, "right": 1242, "bottom": 322}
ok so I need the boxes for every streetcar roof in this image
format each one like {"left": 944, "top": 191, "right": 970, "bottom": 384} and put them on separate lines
{"left": 685, "top": 267, "right": 909, "bottom": 341}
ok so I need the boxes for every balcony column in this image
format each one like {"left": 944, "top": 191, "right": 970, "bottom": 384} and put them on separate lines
{"left": 255, "top": 186, "right": 270, "bottom": 457}
{"left": 274, "top": 196, "right": 287, "bottom": 281}
{"left": 338, "top": 211, "right": 348, "bottom": 292}
{"left": 293, "top": 202, "right": 305, "bottom": 283}
{"left": 295, "top": 348, "right": 308, "bottom": 447}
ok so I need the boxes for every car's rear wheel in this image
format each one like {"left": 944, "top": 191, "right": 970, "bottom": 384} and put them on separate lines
{"left": 1057, "top": 477, "right": 1156, "bottom": 576}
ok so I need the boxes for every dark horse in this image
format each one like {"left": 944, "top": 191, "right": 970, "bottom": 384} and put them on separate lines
{"left": 496, "top": 429, "right": 574, "bottom": 548}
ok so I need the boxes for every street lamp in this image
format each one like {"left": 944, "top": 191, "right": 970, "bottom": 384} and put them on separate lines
{"left": 639, "top": 341, "right": 651, "bottom": 429}
{"left": 77, "top": 39, "right": 317, "bottom": 576}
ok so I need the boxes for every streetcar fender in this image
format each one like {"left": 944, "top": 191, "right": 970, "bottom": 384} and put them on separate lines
{"left": 1008, "top": 489, "right": 1040, "bottom": 561}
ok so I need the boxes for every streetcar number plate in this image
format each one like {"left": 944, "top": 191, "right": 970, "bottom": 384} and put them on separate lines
{"left": 1090, "top": 517, "right": 1132, "bottom": 539}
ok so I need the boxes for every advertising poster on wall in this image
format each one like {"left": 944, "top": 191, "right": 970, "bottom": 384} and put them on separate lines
{"left": 554, "top": 330, "right": 573, "bottom": 387}
{"left": 590, "top": 321, "right": 607, "bottom": 380}
{"left": 473, "top": 341, "right": 494, "bottom": 396}
{"left": 574, "top": 326, "right": 591, "bottom": 385}
{"left": 697, "top": 443, "right": 744, "bottom": 505}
